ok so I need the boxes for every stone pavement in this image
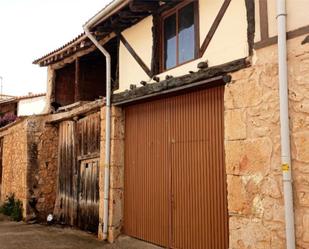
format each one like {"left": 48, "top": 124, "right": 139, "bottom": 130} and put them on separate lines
{"left": 0, "top": 215, "right": 162, "bottom": 249}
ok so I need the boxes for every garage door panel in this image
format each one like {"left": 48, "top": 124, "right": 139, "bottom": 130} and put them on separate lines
{"left": 124, "top": 86, "right": 228, "bottom": 249}
{"left": 171, "top": 141, "right": 208, "bottom": 249}
{"left": 124, "top": 100, "right": 170, "bottom": 247}
{"left": 171, "top": 139, "right": 227, "bottom": 249}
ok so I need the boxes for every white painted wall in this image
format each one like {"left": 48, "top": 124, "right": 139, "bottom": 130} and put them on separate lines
{"left": 255, "top": 0, "right": 309, "bottom": 42}
{"left": 118, "top": 0, "right": 248, "bottom": 93}
{"left": 17, "top": 96, "right": 46, "bottom": 116}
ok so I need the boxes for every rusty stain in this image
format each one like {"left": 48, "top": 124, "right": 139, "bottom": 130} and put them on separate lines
{"left": 239, "top": 155, "right": 249, "bottom": 171}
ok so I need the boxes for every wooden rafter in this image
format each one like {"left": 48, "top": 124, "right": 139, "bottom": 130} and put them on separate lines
{"left": 259, "top": 0, "right": 269, "bottom": 40}
{"left": 129, "top": 0, "right": 159, "bottom": 12}
{"left": 151, "top": 12, "right": 160, "bottom": 76}
{"left": 113, "top": 58, "right": 249, "bottom": 104}
{"left": 199, "top": 0, "right": 232, "bottom": 56}
{"left": 118, "top": 32, "right": 153, "bottom": 78}
{"left": 35, "top": 0, "right": 181, "bottom": 67}
{"left": 245, "top": 0, "right": 255, "bottom": 56}
{"left": 74, "top": 58, "right": 80, "bottom": 102}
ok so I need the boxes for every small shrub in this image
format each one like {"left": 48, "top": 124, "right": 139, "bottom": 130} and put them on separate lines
{"left": 0, "top": 113, "right": 17, "bottom": 128}
{"left": 0, "top": 194, "right": 23, "bottom": 221}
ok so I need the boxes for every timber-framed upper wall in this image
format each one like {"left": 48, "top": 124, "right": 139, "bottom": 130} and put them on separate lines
{"left": 118, "top": 0, "right": 250, "bottom": 93}
{"left": 254, "top": 0, "right": 309, "bottom": 49}
{"left": 33, "top": 0, "right": 309, "bottom": 105}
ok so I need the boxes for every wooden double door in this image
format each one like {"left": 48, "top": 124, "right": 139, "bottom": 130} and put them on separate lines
{"left": 55, "top": 113, "right": 100, "bottom": 233}
{"left": 124, "top": 86, "right": 228, "bottom": 249}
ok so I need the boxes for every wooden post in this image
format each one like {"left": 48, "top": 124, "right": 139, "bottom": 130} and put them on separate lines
{"left": 151, "top": 12, "right": 160, "bottom": 76}
{"left": 50, "top": 68, "right": 56, "bottom": 103}
{"left": 75, "top": 58, "right": 80, "bottom": 102}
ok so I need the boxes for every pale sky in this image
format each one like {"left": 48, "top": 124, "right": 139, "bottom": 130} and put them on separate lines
{"left": 0, "top": 0, "right": 111, "bottom": 96}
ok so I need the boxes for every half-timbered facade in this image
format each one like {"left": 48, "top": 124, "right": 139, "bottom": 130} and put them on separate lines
{"left": 31, "top": 0, "right": 309, "bottom": 248}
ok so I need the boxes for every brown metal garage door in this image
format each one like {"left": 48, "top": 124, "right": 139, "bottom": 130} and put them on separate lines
{"left": 124, "top": 86, "right": 228, "bottom": 249}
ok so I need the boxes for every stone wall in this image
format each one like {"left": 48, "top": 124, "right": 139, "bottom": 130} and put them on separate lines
{"left": 26, "top": 116, "right": 58, "bottom": 221}
{"left": 0, "top": 116, "right": 58, "bottom": 221}
{"left": 76, "top": 35, "right": 308, "bottom": 247}
{"left": 0, "top": 120, "right": 28, "bottom": 217}
{"left": 98, "top": 106, "right": 125, "bottom": 242}
{"left": 226, "top": 34, "right": 309, "bottom": 249}
{"left": 43, "top": 67, "right": 55, "bottom": 114}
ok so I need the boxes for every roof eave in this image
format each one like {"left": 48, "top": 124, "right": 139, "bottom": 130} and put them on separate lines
{"left": 84, "top": 0, "right": 130, "bottom": 30}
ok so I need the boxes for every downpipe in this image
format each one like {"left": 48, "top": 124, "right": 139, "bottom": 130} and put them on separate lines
{"left": 83, "top": 25, "right": 111, "bottom": 241}
{"left": 277, "top": 0, "right": 296, "bottom": 248}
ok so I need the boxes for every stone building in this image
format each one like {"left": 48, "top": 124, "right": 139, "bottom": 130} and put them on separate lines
{"left": 0, "top": 0, "right": 308, "bottom": 249}
{"left": 0, "top": 115, "right": 58, "bottom": 220}
{"left": 0, "top": 93, "right": 46, "bottom": 117}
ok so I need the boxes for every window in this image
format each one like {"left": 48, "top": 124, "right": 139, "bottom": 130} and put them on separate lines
{"left": 162, "top": 1, "right": 198, "bottom": 71}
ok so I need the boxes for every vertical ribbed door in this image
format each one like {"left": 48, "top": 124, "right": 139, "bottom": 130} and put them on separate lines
{"left": 124, "top": 86, "right": 228, "bottom": 249}
{"left": 124, "top": 99, "right": 170, "bottom": 247}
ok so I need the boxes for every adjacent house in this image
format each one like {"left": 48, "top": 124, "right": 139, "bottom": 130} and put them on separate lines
{"left": 17, "top": 93, "right": 46, "bottom": 116}
{"left": 0, "top": 0, "right": 308, "bottom": 248}
{"left": 0, "top": 93, "right": 46, "bottom": 117}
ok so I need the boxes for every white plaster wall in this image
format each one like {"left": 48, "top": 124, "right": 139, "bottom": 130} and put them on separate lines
{"left": 268, "top": 0, "right": 309, "bottom": 37}
{"left": 256, "top": 0, "right": 309, "bottom": 40}
{"left": 117, "top": 0, "right": 248, "bottom": 93}
{"left": 17, "top": 96, "right": 46, "bottom": 116}
{"left": 119, "top": 16, "right": 153, "bottom": 90}
{"left": 254, "top": 0, "right": 261, "bottom": 43}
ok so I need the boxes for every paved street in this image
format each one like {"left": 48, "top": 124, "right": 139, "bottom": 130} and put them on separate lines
{"left": 0, "top": 215, "right": 161, "bottom": 249}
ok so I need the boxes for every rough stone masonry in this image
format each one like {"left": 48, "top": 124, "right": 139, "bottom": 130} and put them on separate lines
{"left": 0, "top": 115, "right": 58, "bottom": 221}
{"left": 225, "top": 34, "right": 309, "bottom": 249}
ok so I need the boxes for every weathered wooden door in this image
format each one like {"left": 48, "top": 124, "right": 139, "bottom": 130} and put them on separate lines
{"left": 124, "top": 86, "right": 228, "bottom": 249}
{"left": 76, "top": 113, "right": 100, "bottom": 233}
{"left": 54, "top": 112, "right": 100, "bottom": 233}
{"left": 55, "top": 121, "right": 77, "bottom": 226}
{"left": 77, "top": 159, "right": 99, "bottom": 232}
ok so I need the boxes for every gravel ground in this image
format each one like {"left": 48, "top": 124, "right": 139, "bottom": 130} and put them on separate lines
{"left": 0, "top": 216, "right": 162, "bottom": 249}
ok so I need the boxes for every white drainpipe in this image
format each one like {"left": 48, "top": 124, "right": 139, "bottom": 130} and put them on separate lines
{"left": 277, "top": 0, "right": 296, "bottom": 248}
{"left": 83, "top": 25, "right": 111, "bottom": 240}
{"left": 83, "top": 0, "right": 129, "bottom": 241}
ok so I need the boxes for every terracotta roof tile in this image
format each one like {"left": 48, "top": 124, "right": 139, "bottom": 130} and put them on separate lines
{"left": 0, "top": 93, "right": 46, "bottom": 104}
{"left": 33, "top": 0, "right": 125, "bottom": 66}
{"left": 32, "top": 33, "right": 87, "bottom": 64}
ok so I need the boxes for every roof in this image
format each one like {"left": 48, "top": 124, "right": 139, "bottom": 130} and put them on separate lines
{"left": 32, "top": 33, "right": 88, "bottom": 65}
{"left": 16, "top": 93, "right": 46, "bottom": 101}
{"left": 33, "top": 0, "right": 176, "bottom": 67}
{"left": 0, "top": 94, "right": 15, "bottom": 101}
{"left": 32, "top": 0, "right": 120, "bottom": 66}
{"left": 83, "top": 0, "right": 118, "bottom": 27}
{"left": 0, "top": 93, "right": 46, "bottom": 105}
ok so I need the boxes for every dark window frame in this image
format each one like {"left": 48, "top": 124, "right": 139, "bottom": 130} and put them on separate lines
{"left": 160, "top": 0, "right": 200, "bottom": 72}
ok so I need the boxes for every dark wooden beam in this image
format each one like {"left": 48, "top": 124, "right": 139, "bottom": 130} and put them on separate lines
{"left": 259, "top": 0, "right": 269, "bottom": 40}
{"left": 114, "top": 37, "right": 120, "bottom": 91}
{"left": 74, "top": 57, "right": 80, "bottom": 102}
{"left": 118, "top": 32, "right": 153, "bottom": 77}
{"left": 245, "top": 0, "right": 255, "bottom": 56}
{"left": 200, "top": 0, "right": 232, "bottom": 56}
{"left": 114, "top": 75, "right": 230, "bottom": 105}
{"left": 113, "top": 58, "right": 250, "bottom": 104}
{"left": 51, "top": 69, "right": 56, "bottom": 103}
{"left": 151, "top": 12, "right": 160, "bottom": 76}
{"left": 302, "top": 35, "right": 309, "bottom": 45}
{"left": 118, "top": 10, "right": 148, "bottom": 19}
{"left": 255, "top": 25, "right": 309, "bottom": 49}
{"left": 158, "top": 0, "right": 179, "bottom": 14}
{"left": 129, "top": 0, "right": 159, "bottom": 13}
